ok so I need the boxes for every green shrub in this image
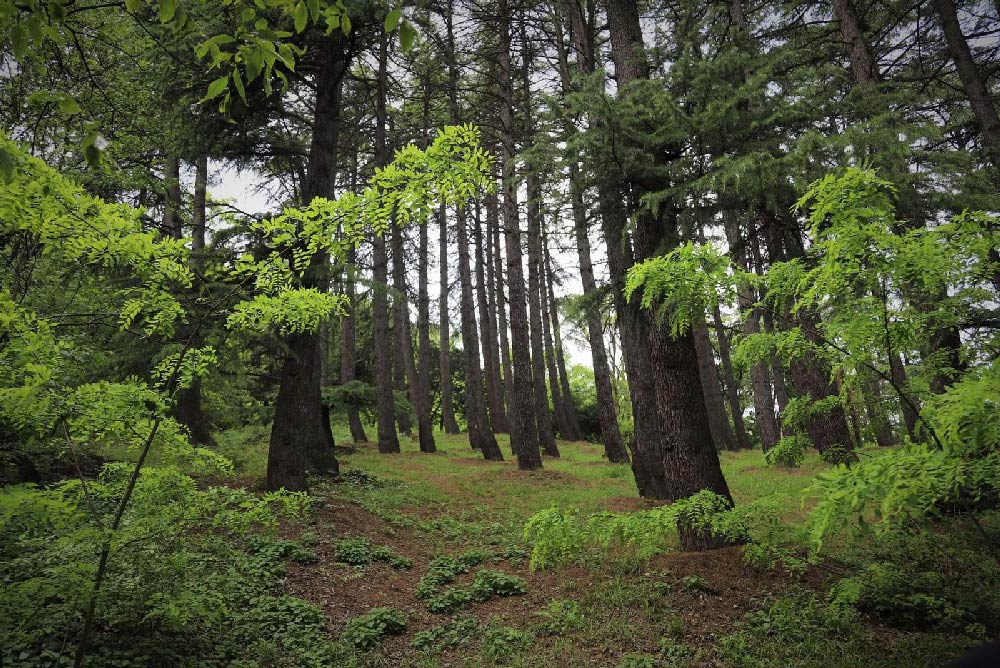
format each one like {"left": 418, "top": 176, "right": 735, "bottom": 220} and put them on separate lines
{"left": 341, "top": 608, "right": 406, "bottom": 650}
{"left": 410, "top": 617, "right": 479, "bottom": 651}
{"left": 535, "top": 599, "right": 585, "bottom": 636}
{"left": 764, "top": 435, "right": 807, "bottom": 468}
{"left": 470, "top": 569, "right": 527, "bottom": 599}
{"left": 426, "top": 587, "right": 474, "bottom": 613}
{"left": 333, "top": 536, "right": 411, "bottom": 569}
{"left": 481, "top": 625, "right": 534, "bottom": 660}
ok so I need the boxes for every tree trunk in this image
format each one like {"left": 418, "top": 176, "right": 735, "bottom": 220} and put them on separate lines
{"left": 498, "top": 0, "right": 542, "bottom": 470}
{"left": 932, "top": 0, "right": 1000, "bottom": 151}
{"left": 266, "top": 36, "right": 349, "bottom": 489}
{"left": 438, "top": 205, "right": 461, "bottom": 434}
{"left": 392, "top": 221, "right": 435, "bottom": 452}
{"left": 830, "top": 0, "right": 880, "bottom": 88}
{"left": 174, "top": 154, "right": 215, "bottom": 447}
{"left": 603, "top": 0, "right": 735, "bottom": 550}
{"left": 340, "top": 242, "right": 369, "bottom": 443}
{"left": 558, "top": 2, "right": 628, "bottom": 461}
{"left": 161, "top": 156, "right": 181, "bottom": 238}
{"left": 457, "top": 205, "right": 504, "bottom": 459}
{"left": 711, "top": 302, "right": 751, "bottom": 449}
{"left": 484, "top": 191, "right": 510, "bottom": 429}
{"left": 372, "top": 31, "right": 400, "bottom": 455}
{"left": 475, "top": 200, "right": 510, "bottom": 433}
{"left": 543, "top": 235, "right": 584, "bottom": 441}
{"left": 693, "top": 312, "right": 737, "bottom": 451}
{"left": 492, "top": 194, "right": 515, "bottom": 429}
{"left": 741, "top": 284, "right": 780, "bottom": 451}
{"left": 861, "top": 367, "right": 895, "bottom": 446}
{"left": 416, "top": 192, "right": 437, "bottom": 453}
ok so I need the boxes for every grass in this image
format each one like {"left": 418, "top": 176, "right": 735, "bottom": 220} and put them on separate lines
{"left": 205, "top": 424, "right": 983, "bottom": 667}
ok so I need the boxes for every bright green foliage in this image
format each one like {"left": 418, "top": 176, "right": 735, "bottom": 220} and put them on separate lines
{"left": 340, "top": 607, "right": 406, "bottom": 650}
{"left": 764, "top": 435, "right": 808, "bottom": 468}
{"left": 625, "top": 241, "right": 737, "bottom": 337}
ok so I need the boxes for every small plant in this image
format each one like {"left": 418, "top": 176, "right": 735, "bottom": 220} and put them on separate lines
{"left": 618, "top": 653, "right": 656, "bottom": 668}
{"left": 426, "top": 587, "right": 474, "bottom": 614}
{"left": 680, "top": 574, "right": 712, "bottom": 594}
{"left": 764, "top": 435, "right": 807, "bottom": 468}
{"left": 481, "top": 625, "right": 534, "bottom": 660}
{"left": 333, "top": 536, "right": 411, "bottom": 569}
{"left": 535, "top": 599, "right": 585, "bottom": 636}
{"left": 410, "top": 617, "right": 479, "bottom": 651}
{"left": 416, "top": 550, "right": 490, "bottom": 599}
{"left": 658, "top": 638, "right": 696, "bottom": 667}
{"left": 341, "top": 608, "right": 406, "bottom": 650}
{"left": 247, "top": 535, "right": 318, "bottom": 565}
{"left": 470, "top": 569, "right": 527, "bottom": 600}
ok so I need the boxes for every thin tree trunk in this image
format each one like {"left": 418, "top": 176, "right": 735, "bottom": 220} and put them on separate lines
{"left": 417, "top": 211, "right": 436, "bottom": 452}
{"left": 340, "top": 242, "right": 369, "bottom": 443}
{"left": 539, "top": 221, "right": 572, "bottom": 442}
{"left": 498, "top": 0, "right": 542, "bottom": 469}
{"left": 438, "top": 205, "right": 461, "bottom": 434}
{"left": 492, "top": 193, "right": 515, "bottom": 426}
{"left": 485, "top": 190, "right": 510, "bottom": 428}
{"left": 861, "top": 367, "right": 895, "bottom": 446}
{"left": 543, "top": 235, "right": 583, "bottom": 441}
{"left": 372, "top": 31, "right": 399, "bottom": 455}
{"left": 392, "top": 221, "right": 435, "bottom": 452}
{"left": 475, "top": 199, "right": 509, "bottom": 433}
{"left": 161, "top": 156, "right": 181, "bottom": 238}
{"left": 711, "top": 302, "right": 751, "bottom": 449}
{"left": 693, "top": 312, "right": 737, "bottom": 451}
{"left": 174, "top": 154, "right": 215, "bottom": 447}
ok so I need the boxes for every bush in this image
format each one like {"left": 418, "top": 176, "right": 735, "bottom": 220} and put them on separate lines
{"left": 333, "top": 536, "right": 411, "bottom": 569}
{"left": 341, "top": 608, "right": 406, "bottom": 650}
{"left": 764, "top": 435, "right": 807, "bottom": 468}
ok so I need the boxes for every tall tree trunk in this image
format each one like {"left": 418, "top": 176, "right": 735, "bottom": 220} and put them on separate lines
{"left": 392, "top": 221, "right": 435, "bottom": 452}
{"left": 174, "top": 154, "right": 215, "bottom": 447}
{"left": 485, "top": 191, "right": 510, "bottom": 428}
{"left": 372, "top": 30, "right": 400, "bottom": 455}
{"left": 266, "top": 36, "right": 349, "bottom": 489}
{"left": 711, "top": 302, "right": 751, "bottom": 449}
{"left": 861, "top": 367, "right": 895, "bottom": 446}
{"left": 692, "top": 313, "right": 737, "bottom": 451}
{"left": 161, "top": 156, "right": 181, "bottom": 238}
{"left": 438, "top": 205, "right": 461, "bottom": 434}
{"left": 932, "top": 0, "right": 1000, "bottom": 151}
{"left": 492, "top": 193, "right": 515, "bottom": 426}
{"left": 543, "top": 234, "right": 584, "bottom": 441}
{"left": 391, "top": 237, "right": 414, "bottom": 438}
{"left": 498, "top": 0, "right": 542, "bottom": 469}
{"left": 417, "top": 208, "right": 437, "bottom": 452}
{"left": 457, "top": 205, "right": 504, "bottom": 459}
{"left": 557, "top": 1, "right": 628, "bottom": 460}
{"left": 340, "top": 242, "right": 369, "bottom": 443}
{"left": 604, "top": 0, "right": 734, "bottom": 549}
{"left": 741, "top": 283, "right": 781, "bottom": 451}
{"left": 539, "top": 219, "right": 571, "bottom": 443}
{"left": 475, "top": 200, "right": 510, "bottom": 433}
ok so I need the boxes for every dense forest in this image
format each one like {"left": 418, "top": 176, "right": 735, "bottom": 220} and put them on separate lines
{"left": 2, "top": 0, "right": 999, "bottom": 666}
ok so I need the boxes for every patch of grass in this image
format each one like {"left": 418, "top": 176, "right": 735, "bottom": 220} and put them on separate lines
{"left": 535, "top": 599, "right": 585, "bottom": 636}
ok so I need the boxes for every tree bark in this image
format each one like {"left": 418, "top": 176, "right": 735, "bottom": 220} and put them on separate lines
{"left": 485, "top": 191, "right": 510, "bottom": 429}
{"left": 711, "top": 302, "right": 751, "bottom": 449}
{"left": 499, "top": 0, "right": 542, "bottom": 469}
{"left": 340, "top": 241, "right": 369, "bottom": 443}
{"left": 543, "top": 234, "right": 584, "bottom": 441}
{"left": 932, "top": 0, "right": 1000, "bottom": 151}
{"left": 475, "top": 200, "right": 510, "bottom": 433}
{"left": 492, "top": 193, "right": 515, "bottom": 430}
{"left": 392, "top": 221, "right": 435, "bottom": 452}
{"left": 692, "top": 312, "right": 737, "bottom": 451}
{"left": 174, "top": 154, "right": 215, "bottom": 447}
{"left": 457, "top": 205, "right": 504, "bottom": 459}
{"left": 603, "top": 0, "right": 735, "bottom": 550}
{"left": 372, "top": 30, "right": 400, "bottom": 455}
{"left": 438, "top": 205, "right": 461, "bottom": 434}
{"left": 830, "top": 0, "right": 880, "bottom": 88}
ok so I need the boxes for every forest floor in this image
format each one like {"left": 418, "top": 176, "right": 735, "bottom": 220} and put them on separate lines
{"left": 215, "top": 427, "right": 976, "bottom": 668}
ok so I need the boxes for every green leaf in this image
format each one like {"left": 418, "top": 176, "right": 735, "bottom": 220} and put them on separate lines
{"left": 83, "top": 144, "right": 102, "bottom": 168}
{"left": 246, "top": 48, "right": 264, "bottom": 82}
{"left": 10, "top": 24, "right": 28, "bottom": 58}
{"left": 125, "top": 0, "right": 142, "bottom": 12}
{"left": 384, "top": 9, "right": 401, "bottom": 33}
{"left": 399, "top": 21, "right": 415, "bottom": 52}
{"left": 341, "top": 13, "right": 351, "bottom": 36}
{"left": 159, "top": 0, "right": 176, "bottom": 23}
{"left": 58, "top": 95, "right": 81, "bottom": 115}
{"left": 232, "top": 66, "right": 246, "bottom": 102}
{"left": 294, "top": 2, "right": 309, "bottom": 33}
{"left": 0, "top": 146, "right": 14, "bottom": 183}
{"left": 203, "top": 76, "right": 230, "bottom": 102}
